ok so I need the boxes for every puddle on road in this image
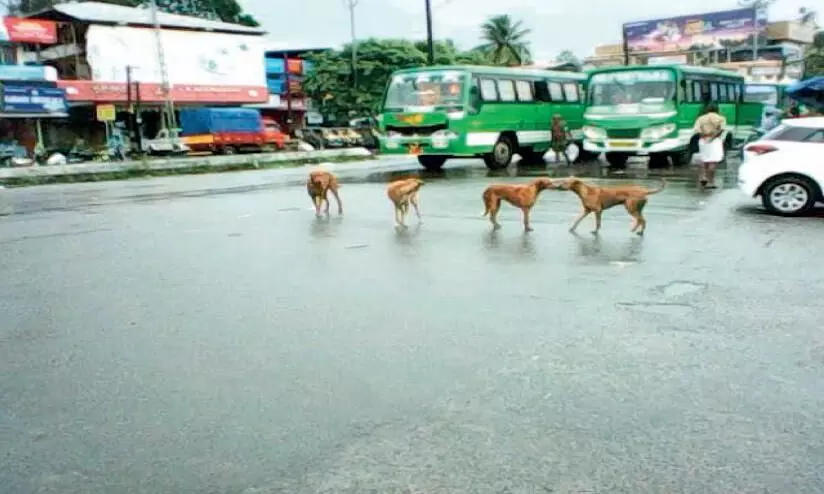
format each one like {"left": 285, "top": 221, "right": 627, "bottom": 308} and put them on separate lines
{"left": 616, "top": 301, "right": 695, "bottom": 316}
{"left": 655, "top": 281, "right": 708, "bottom": 298}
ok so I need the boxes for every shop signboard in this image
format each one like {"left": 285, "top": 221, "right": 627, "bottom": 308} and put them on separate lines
{"left": 623, "top": 8, "right": 766, "bottom": 54}
{"left": 1, "top": 17, "right": 58, "bottom": 44}
{"left": 79, "top": 25, "right": 267, "bottom": 103}
{"left": 0, "top": 84, "right": 67, "bottom": 115}
{"left": 0, "top": 64, "right": 49, "bottom": 81}
{"left": 96, "top": 104, "right": 116, "bottom": 121}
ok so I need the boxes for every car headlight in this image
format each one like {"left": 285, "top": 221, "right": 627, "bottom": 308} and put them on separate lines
{"left": 640, "top": 123, "right": 676, "bottom": 140}
{"left": 583, "top": 125, "right": 606, "bottom": 140}
{"left": 431, "top": 130, "right": 458, "bottom": 149}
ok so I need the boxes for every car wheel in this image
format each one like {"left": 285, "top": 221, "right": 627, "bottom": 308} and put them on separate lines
{"left": 761, "top": 175, "right": 818, "bottom": 216}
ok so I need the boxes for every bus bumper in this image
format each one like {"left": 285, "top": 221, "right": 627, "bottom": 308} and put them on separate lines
{"left": 379, "top": 132, "right": 465, "bottom": 156}
{"left": 583, "top": 136, "right": 689, "bottom": 155}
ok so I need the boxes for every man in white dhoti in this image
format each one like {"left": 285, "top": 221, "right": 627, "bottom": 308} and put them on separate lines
{"left": 693, "top": 103, "right": 726, "bottom": 189}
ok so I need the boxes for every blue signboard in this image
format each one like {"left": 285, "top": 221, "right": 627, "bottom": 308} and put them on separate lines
{"left": 0, "top": 84, "right": 67, "bottom": 115}
{"left": 623, "top": 8, "right": 767, "bottom": 53}
{"left": 0, "top": 64, "right": 49, "bottom": 81}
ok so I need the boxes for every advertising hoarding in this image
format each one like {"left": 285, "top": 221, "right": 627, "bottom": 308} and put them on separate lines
{"left": 623, "top": 8, "right": 766, "bottom": 53}
{"left": 0, "top": 17, "right": 58, "bottom": 44}
{"left": 63, "top": 25, "right": 267, "bottom": 103}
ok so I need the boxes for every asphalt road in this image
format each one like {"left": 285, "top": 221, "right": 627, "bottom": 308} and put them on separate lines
{"left": 2, "top": 157, "right": 824, "bottom": 493}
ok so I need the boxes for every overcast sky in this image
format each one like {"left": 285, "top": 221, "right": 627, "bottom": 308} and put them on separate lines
{"left": 240, "top": 0, "right": 821, "bottom": 60}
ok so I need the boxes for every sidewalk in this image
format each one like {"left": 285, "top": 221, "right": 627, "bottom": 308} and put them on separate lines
{"left": 0, "top": 147, "right": 374, "bottom": 184}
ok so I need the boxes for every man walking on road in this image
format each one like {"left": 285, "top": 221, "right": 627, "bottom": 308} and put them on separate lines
{"left": 693, "top": 103, "right": 726, "bottom": 189}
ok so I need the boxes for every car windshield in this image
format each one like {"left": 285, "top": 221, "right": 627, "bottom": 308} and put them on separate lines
{"left": 588, "top": 69, "right": 676, "bottom": 106}
{"left": 383, "top": 70, "right": 466, "bottom": 110}
{"left": 744, "top": 85, "right": 779, "bottom": 105}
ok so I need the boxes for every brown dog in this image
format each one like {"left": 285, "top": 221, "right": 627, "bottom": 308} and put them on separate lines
{"left": 306, "top": 170, "right": 342, "bottom": 216}
{"left": 386, "top": 178, "right": 424, "bottom": 227}
{"left": 482, "top": 177, "right": 555, "bottom": 232}
{"left": 556, "top": 176, "right": 666, "bottom": 235}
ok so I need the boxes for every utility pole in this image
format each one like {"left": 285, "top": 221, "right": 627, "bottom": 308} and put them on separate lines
{"left": 739, "top": 0, "right": 775, "bottom": 63}
{"left": 425, "top": 0, "right": 434, "bottom": 65}
{"left": 149, "top": 0, "right": 176, "bottom": 132}
{"left": 344, "top": 0, "right": 358, "bottom": 87}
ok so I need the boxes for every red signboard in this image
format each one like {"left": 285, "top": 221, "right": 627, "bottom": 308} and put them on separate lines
{"left": 1, "top": 17, "right": 58, "bottom": 44}
{"left": 286, "top": 58, "right": 303, "bottom": 75}
{"left": 57, "top": 80, "right": 270, "bottom": 104}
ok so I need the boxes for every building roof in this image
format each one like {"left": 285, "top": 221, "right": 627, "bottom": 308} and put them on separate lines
{"left": 389, "top": 65, "right": 587, "bottom": 80}
{"left": 28, "top": 1, "right": 265, "bottom": 35}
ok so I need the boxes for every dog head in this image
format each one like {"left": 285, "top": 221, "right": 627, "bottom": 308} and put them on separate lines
{"left": 555, "top": 176, "right": 584, "bottom": 192}
{"left": 532, "top": 177, "right": 555, "bottom": 191}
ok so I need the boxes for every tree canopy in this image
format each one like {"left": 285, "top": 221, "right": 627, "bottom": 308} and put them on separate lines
{"left": 803, "top": 31, "right": 824, "bottom": 77}
{"left": 555, "top": 50, "right": 581, "bottom": 66}
{"left": 475, "top": 14, "right": 531, "bottom": 66}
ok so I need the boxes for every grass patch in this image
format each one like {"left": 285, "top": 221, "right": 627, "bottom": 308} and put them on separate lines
{"left": 0, "top": 154, "right": 375, "bottom": 188}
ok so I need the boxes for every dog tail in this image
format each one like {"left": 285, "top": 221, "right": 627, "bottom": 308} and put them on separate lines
{"left": 647, "top": 179, "right": 667, "bottom": 195}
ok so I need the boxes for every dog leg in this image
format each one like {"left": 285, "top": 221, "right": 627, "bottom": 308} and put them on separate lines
{"left": 323, "top": 191, "right": 331, "bottom": 215}
{"left": 592, "top": 209, "right": 602, "bottom": 235}
{"left": 313, "top": 195, "right": 323, "bottom": 216}
{"left": 569, "top": 208, "right": 589, "bottom": 232}
{"left": 330, "top": 188, "right": 343, "bottom": 215}
{"left": 521, "top": 207, "right": 533, "bottom": 232}
{"left": 410, "top": 193, "right": 422, "bottom": 222}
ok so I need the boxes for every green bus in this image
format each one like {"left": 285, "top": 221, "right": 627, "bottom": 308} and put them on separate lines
{"left": 581, "top": 65, "right": 763, "bottom": 168}
{"left": 377, "top": 65, "right": 591, "bottom": 171}
{"left": 744, "top": 81, "right": 793, "bottom": 110}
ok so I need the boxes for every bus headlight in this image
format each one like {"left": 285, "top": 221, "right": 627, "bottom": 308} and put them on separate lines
{"left": 431, "top": 130, "right": 457, "bottom": 149}
{"left": 641, "top": 123, "right": 676, "bottom": 140}
{"left": 583, "top": 125, "right": 606, "bottom": 140}
{"left": 385, "top": 131, "right": 402, "bottom": 149}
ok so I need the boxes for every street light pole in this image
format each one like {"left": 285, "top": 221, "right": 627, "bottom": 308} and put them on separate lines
{"left": 345, "top": 0, "right": 359, "bottom": 87}
{"left": 425, "top": 0, "right": 434, "bottom": 65}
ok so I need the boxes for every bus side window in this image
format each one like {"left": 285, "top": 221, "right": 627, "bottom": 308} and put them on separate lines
{"left": 534, "top": 81, "right": 551, "bottom": 102}
{"left": 514, "top": 80, "right": 533, "bottom": 102}
{"left": 548, "top": 82, "right": 564, "bottom": 102}
{"left": 562, "top": 82, "right": 578, "bottom": 102}
{"left": 692, "top": 81, "right": 703, "bottom": 103}
{"left": 719, "top": 83, "right": 728, "bottom": 102}
{"left": 682, "top": 79, "right": 692, "bottom": 102}
{"left": 709, "top": 82, "right": 719, "bottom": 102}
{"left": 479, "top": 78, "right": 499, "bottom": 102}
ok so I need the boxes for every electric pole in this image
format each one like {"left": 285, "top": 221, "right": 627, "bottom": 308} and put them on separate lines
{"left": 739, "top": 0, "right": 775, "bottom": 62}
{"left": 425, "top": 0, "right": 434, "bottom": 64}
{"left": 345, "top": 0, "right": 358, "bottom": 87}
{"left": 149, "top": 0, "right": 176, "bottom": 131}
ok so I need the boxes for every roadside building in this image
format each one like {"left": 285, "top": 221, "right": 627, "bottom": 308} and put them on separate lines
{"left": 1, "top": 16, "right": 68, "bottom": 160}
{"left": 246, "top": 47, "right": 330, "bottom": 132}
{"left": 20, "top": 1, "right": 268, "bottom": 148}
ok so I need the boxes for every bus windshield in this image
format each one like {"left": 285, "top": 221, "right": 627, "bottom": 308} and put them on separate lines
{"left": 744, "top": 85, "right": 779, "bottom": 105}
{"left": 588, "top": 69, "right": 676, "bottom": 107}
{"left": 383, "top": 70, "right": 466, "bottom": 111}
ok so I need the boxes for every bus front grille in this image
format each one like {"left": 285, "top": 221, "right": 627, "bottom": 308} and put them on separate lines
{"left": 607, "top": 128, "right": 640, "bottom": 138}
{"left": 385, "top": 124, "right": 447, "bottom": 136}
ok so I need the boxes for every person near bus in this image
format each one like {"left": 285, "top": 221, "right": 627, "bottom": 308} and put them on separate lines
{"left": 693, "top": 102, "right": 726, "bottom": 189}
{"left": 550, "top": 114, "right": 572, "bottom": 164}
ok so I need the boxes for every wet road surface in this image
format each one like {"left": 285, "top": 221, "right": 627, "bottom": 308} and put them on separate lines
{"left": 2, "top": 157, "right": 824, "bottom": 493}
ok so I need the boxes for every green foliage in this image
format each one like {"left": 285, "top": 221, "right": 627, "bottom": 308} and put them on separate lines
{"left": 803, "top": 31, "right": 824, "bottom": 77}
{"left": 555, "top": 50, "right": 580, "bottom": 65}
{"left": 302, "top": 38, "right": 490, "bottom": 123}
{"left": 475, "top": 14, "right": 532, "bottom": 66}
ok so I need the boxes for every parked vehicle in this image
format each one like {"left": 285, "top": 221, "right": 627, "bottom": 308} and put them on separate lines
{"left": 179, "top": 108, "right": 287, "bottom": 155}
{"left": 581, "top": 65, "right": 763, "bottom": 168}
{"left": 143, "top": 128, "right": 190, "bottom": 156}
{"left": 738, "top": 116, "right": 824, "bottom": 216}
{"left": 378, "top": 65, "right": 591, "bottom": 171}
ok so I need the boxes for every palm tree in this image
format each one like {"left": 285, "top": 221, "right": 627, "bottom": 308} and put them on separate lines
{"left": 802, "top": 31, "right": 824, "bottom": 77}
{"left": 475, "top": 15, "right": 532, "bottom": 66}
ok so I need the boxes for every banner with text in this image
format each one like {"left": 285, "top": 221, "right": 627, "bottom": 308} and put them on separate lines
{"left": 1, "top": 17, "right": 58, "bottom": 44}
{"left": 623, "top": 8, "right": 766, "bottom": 54}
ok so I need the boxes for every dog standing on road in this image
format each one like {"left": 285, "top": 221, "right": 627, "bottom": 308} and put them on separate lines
{"left": 556, "top": 176, "right": 666, "bottom": 235}
{"left": 386, "top": 178, "right": 424, "bottom": 228}
{"left": 306, "top": 170, "right": 343, "bottom": 217}
{"left": 482, "top": 177, "right": 555, "bottom": 232}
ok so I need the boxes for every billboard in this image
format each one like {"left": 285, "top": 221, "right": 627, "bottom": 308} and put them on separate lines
{"left": 0, "top": 84, "right": 67, "bottom": 115}
{"left": 70, "top": 25, "right": 267, "bottom": 103}
{"left": 623, "top": 8, "right": 766, "bottom": 53}
{"left": 0, "top": 17, "right": 57, "bottom": 44}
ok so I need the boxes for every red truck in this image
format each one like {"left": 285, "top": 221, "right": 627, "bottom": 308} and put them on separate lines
{"left": 179, "top": 108, "right": 287, "bottom": 154}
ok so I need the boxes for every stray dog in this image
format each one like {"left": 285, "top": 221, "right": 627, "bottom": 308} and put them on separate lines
{"left": 386, "top": 178, "right": 424, "bottom": 228}
{"left": 482, "top": 177, "right": 555, "bottom": 232}
{"left": 306, "top": 170, "right": 342, "bottom": 216}
{"left": 556, "top": 176, "right": 666, "bottom": 235}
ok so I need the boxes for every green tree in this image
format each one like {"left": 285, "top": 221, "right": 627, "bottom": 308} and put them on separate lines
{"left": 475, "top": 14, "right": 531, "bottom": 66}
{"left": 555, "top": 50, "right": 580, "bottom": 65}
{"left": 302, "top": 38, "right": 487, "bottom": 123}
{"left": 803, "top": 31, "right": 824, "bottom": 77}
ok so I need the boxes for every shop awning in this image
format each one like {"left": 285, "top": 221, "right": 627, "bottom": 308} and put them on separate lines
{"left": 0, "top": 113, "right": 69, "bottom": 118}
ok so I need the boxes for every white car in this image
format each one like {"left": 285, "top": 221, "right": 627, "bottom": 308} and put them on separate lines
{"left": 738, "top": 116, "right": 824, "bottom": 216}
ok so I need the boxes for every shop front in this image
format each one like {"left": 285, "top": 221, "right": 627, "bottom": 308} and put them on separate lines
{"left": 0, "top": 83, "right": 67, "bottom": 162}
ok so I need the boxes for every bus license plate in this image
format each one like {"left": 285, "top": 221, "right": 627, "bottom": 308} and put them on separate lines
{"left": 609, "top": 140, "right": 636, "bottom": 148}
{"left": 408, "top": 144, "right": 422, "bottom": 155}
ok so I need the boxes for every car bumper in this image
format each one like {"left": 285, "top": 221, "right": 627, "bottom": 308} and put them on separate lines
{"left": 737, "top": 162, "right": 761, "bottom": 197}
